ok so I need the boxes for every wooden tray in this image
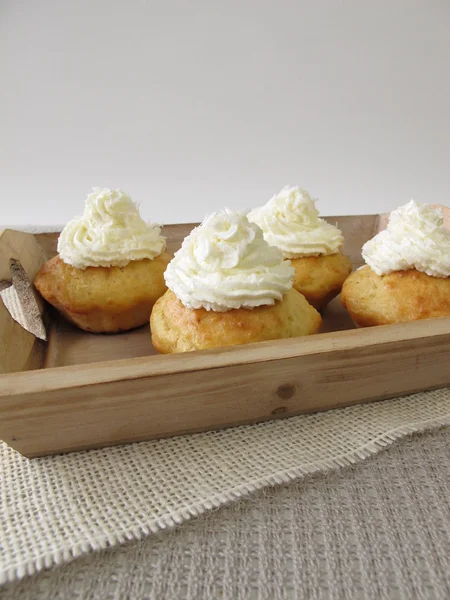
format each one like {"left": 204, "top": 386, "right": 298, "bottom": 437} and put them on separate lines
{"left": 1, "top": 212, "right": 450, "bottom": 458}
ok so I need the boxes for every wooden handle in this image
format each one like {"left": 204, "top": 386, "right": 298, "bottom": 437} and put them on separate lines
{"left": 0, "top": 230, "right": 47, "bottom": 374}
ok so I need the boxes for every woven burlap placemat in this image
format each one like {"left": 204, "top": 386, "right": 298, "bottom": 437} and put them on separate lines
{"left": 3, "top": 427, "right": 450, "bottom": 600}
{"left": 2, "top": 388, "right": 450, "bottom": 584}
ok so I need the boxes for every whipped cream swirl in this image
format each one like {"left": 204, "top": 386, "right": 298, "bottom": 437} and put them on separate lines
{"left": 247, "top": 186, "right": 343, "bottom": 258}
{"left": 164, "top": 209, "right": 294, "bottom": 312}
{"left": 58, "top": 188, "right": 166, "bottom": 269}
{"left": 362, "top": 200, "right": 450, "bottom": 277}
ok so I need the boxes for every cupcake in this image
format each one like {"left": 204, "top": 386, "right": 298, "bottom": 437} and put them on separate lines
{"left": 247, "top": 186, "right": 352, "bottom": 311}
{"left": 341, "top": 200, "right": 450, "bottom": 327}
{"left": 150, "top": 209, "right": 322, "bottom": 353}
{"left": 34, "top": 187, "right": 170, "bottom": 333}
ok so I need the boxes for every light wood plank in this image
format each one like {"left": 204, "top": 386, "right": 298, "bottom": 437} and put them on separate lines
{"left": 1, "top": 317, "right": 450, "bottom": 456}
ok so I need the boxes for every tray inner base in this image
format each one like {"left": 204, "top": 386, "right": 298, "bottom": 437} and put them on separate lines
{"left": 43, "top": 296, "right": 355, "bottom": 368}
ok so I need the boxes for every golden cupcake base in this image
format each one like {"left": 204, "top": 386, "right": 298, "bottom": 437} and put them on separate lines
{"left": 341, "top": 265, "right": 450, "bottom": 327}
{"left": 290, "top": 253, "right": 352, "bottom": 311}
{"left": 150, "top": 288, "right": 322, "bottom": 354}
{"left": 34, "top": 252, "right": 171, "bottom": 333}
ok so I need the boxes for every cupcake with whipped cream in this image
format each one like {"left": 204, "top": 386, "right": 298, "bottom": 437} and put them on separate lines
{"left": 34, "top": 187, "right": 170, "bottom": 333}
{"left": 248, "top": 186, "right": 352, "bottom": 311}
{"left": 341, "top": 200, "right": 450, "bottom": 327}
{"left": 150, "top": 208, "right": 322, "bottom": 353}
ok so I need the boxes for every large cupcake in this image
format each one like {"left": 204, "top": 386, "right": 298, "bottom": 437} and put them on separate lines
{"left": 34, "top": 187, "right": 170, "bottom": 333}
{"left": 248, "top": 186, "right": 352, "bottom": 311}
{"left": 341, "top": 200, "right": 450, "bottom": 327}
{"left": 150, "top": 208, "right": 322, "bottom": 353}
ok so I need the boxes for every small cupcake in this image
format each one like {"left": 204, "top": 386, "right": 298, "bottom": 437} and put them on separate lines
{"left": 248, "top": 186, "right": 352, "bottom": 311}
{"left": 150, "top": 209, "right": 321, "bottom": 353}
{"left": 341, "top": 200, "right": 450, "bottom": 327}
{"left": 34, "top": 187, "right": 170, "bottom": 333}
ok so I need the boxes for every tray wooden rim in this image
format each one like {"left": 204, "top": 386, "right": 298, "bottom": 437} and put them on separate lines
{"left": 1, "top": 315, "right": 450, "bottom": 398}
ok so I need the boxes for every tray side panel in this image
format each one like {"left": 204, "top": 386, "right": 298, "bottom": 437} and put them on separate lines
{"left": 2, "top": 327, "right": 450, "bottom": 457}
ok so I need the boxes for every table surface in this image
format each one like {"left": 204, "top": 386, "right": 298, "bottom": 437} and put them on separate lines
{"left": 1, "top": 427, "right": 449, "bottom": 600}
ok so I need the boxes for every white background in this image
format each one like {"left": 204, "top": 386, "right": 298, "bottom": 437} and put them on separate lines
{"left": 1, "top": 0, "right": 449, "bottom": 227}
